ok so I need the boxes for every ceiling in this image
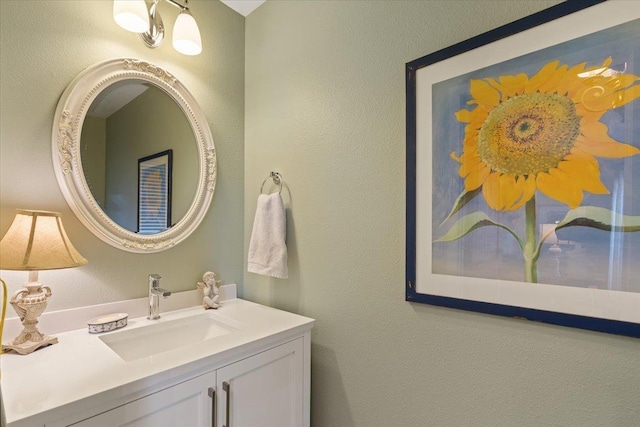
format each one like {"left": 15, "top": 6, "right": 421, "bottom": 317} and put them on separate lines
{"left": 220, "top": 0, "right": 266, "bottom": 16}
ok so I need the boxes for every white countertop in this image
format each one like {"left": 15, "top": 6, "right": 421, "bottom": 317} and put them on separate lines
{"left": 1, "top": 298, "right": 315, "bottom": 427}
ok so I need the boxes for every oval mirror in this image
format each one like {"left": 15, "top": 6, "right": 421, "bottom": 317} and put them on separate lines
{"left": 52, "top": 59, "right": 216, "bottom": 253}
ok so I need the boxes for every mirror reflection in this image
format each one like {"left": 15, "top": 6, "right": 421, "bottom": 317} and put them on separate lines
{"left": 80, "top": 81, "right": 198, "bottom": 234}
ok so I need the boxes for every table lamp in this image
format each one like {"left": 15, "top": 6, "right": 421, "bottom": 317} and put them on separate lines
{"left": 0, "top": 210, "right": 87, "bottom": 355}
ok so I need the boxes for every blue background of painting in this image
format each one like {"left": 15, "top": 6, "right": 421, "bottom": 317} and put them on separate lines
{"left": 431, "top": 18, "right": 640, "bottom": 292}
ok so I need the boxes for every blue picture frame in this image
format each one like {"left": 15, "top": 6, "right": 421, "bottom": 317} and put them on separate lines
{"left": 406, "top": 0, "right": 640, "bottom": 337}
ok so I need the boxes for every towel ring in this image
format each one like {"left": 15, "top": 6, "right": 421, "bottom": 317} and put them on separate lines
{"left": 260, "top": 171, "right": 283, "bottom": 194}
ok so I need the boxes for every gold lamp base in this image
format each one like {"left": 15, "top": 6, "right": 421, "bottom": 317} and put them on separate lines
{"left": 2, "top": 280, "right": 58, "bottom": 355}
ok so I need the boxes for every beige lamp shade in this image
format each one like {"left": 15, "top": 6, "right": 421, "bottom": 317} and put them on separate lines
{"left": 0, "top": 210, "right": 87, "bottom": 271}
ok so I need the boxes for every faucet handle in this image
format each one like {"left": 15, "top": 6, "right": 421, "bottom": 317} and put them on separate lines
{"left": 149, "top": 274, "right": 161, "bottom": 289}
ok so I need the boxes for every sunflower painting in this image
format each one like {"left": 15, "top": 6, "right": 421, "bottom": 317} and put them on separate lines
{"left": 431, "top": 18, "right": 640, "bottom": 291}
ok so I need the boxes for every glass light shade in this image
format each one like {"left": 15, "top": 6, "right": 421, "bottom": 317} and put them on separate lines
{"left": 173, "top": 11, "right": 202, "bottom": 56}
{"left": 113, "top": 0, "right": 150, "bottom": 33}
{"left": 0, "top": 210, "right": 88, "bottom": 271}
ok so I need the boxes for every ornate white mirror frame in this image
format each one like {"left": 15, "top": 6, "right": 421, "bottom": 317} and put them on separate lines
{"left": 52, "top": 58, "right": 216, "bottom": 253}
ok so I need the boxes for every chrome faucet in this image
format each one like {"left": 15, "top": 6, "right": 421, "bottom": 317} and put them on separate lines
{"left": 148, "top": 274, "right": 171, "bottom": 320}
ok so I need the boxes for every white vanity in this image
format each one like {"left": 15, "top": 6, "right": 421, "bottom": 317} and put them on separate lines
{"left": 1, "top": 295, "right": 314, "bottom": 427}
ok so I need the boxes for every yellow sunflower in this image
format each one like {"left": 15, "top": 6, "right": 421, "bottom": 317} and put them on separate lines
{"left": 452, "top": 57, "right": 640, "bottom": 212}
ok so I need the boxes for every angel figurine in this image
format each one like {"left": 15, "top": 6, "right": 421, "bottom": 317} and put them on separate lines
{"left": 197, "top": 271, "right": 221, "bottom": 309}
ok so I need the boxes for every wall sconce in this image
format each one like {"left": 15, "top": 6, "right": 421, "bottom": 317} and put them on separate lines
{"left": 0, "top": 210, "right": 88, "bottom": 355}
{"left": 113, "top": 0, "right": 202, "bottom": 56}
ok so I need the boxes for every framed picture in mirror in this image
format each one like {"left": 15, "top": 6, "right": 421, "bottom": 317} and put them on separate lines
{"left": 138, "top": 149, "right": 173, "bottom": 234}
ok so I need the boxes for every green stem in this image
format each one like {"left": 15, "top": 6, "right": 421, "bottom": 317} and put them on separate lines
{"left": 523, "top": 196, "right": 537, "bottom": 283}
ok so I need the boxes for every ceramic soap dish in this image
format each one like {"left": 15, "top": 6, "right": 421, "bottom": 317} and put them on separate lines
{"left": 87, "top": 313, "right": 128, "bottom": 334}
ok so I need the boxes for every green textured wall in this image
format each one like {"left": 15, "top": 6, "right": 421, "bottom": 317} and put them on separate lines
{"left": 243, "top": 1, "right": 640, "bottom": 426}
{"left": 0, "top": 0, "right": 245, "bottom": 308}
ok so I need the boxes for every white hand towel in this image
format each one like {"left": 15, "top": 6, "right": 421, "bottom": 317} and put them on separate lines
{"left": 248, "top": 192, "right": 288, "bottom": 279}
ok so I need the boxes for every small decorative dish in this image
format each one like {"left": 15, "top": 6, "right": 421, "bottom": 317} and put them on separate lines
{"left": 87, "top": 313, "right": 128, "bottom": 334}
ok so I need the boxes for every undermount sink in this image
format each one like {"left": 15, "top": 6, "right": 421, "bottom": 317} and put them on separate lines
{"left": 99, "top": 312, "right": 239, "bottom": 362}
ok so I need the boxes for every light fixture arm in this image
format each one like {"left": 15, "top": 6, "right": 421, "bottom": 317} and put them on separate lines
{"left": 165, "top": 0, "right": 189, "bottom": 12}
{"left": 140, "top": 0, "right": 165, "bottom": 49}
{"left": 139, "top": 0, "right": 194, "bottom": 50}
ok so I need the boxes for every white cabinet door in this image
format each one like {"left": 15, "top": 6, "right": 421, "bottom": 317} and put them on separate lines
{"left": 216, "top": 338, "right": 303, "bottom": 427}
{"left": 72, "top": 371, "right": 216, "bottom": 427}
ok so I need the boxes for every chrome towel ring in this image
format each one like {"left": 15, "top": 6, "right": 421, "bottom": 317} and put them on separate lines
{"left": 260, "top": 171, "right": 283, "bottom": 194}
